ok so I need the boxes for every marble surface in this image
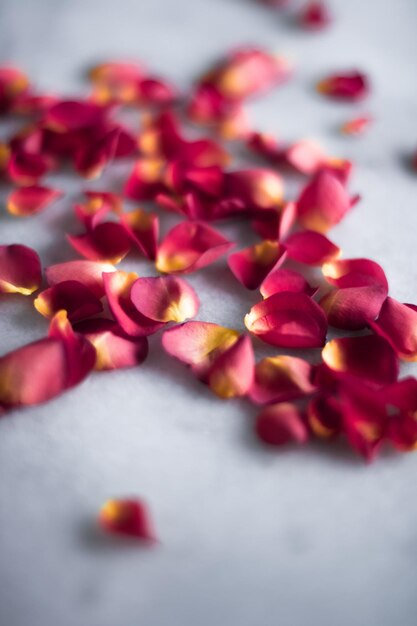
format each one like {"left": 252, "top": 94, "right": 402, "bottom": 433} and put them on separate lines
{"left": 0, "top": 1, "right": 417, "bottom": 625}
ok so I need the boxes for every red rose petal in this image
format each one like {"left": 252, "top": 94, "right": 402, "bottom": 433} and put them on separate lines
{"left": 256, "top": 403, "right": 309, "bottom": 446}
{"left": 0, "top": 244, "right": 41, "bottom": 295}
{"left": 44, "top": 100, "right": 107, "bottom": 132}
{"left": 121, "top": 208, "right": 159, "bottom": 260}
{"left": 228, "top": 240, "right": 286, "bottom": 290}
{"left": 208, "top": 335, "right": 255, "bottom": 399}
{"left": 322, "top": 335, "right": 399, "bottom": 387}
{"left": 260, "top": 268, "right": 317, "bottom": 299}
{"left": 130, "top": 276, "right": 200, "bottom": 323}
{"left": 284, "top": 230, "right": 340, "bottom": 265}
{"left": 317, "top": 71, "right": 369, "bottom": 101}
{"left": 98, "top": 498, "right": 156, "bottom": 542}
{"left": 7, "top": 185, "right": 63, "bottom": 217}
{"left": 74, "top": 318, "right": 148, "bottom": 371}
{"left": 34, "top": 280, "right": 103, "bottom": 323}
{"left": 67, "top": 222, "right": 131, "bottom": 264}
{"left": 320, "top": 285, "right": 388, "bottom": 330}
{"left": 45, "top": 260, "right": 115, "bottom": 298}
{"left": 249, "top": 355, "right": 316, "bottom": 405}
{"left": 341, "top": 115, "right": 372, "bottom": 136}
{"left": 322, "top": 257, "right": 388, "bottom": 290}
{"left": 299, "top": 2, "right": 331, "bottom": 30}
{"left": 368, "top": 297, "right": 417, "bottom": 361}
{"left": 156, "top": 221, "right": 234, "bottom": 274}
{"left": 245, "top": 292, "right": 328, "bottom": 348}
{"left": 7, "top": 151, "right": 53, "bottom": 185}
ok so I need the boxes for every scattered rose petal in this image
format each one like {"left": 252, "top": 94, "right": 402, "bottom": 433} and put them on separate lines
{"left": 320, "top": 285, "right": 388, "bottom": 330}
{"left": 299, "top": 2, "right": 331, "bottom": 30}
{"left": 317, "top": 71, "right": 369, "bottom": 101}
{"left": 208, "top": 335, "right": 255, "bottom": 398}
{"left": 245, "top": 292, "right": 328, "bottom": 348}
{"left": 260, "top": 268, "right": 317, "bottom": 299}
{"left": 98, "top": 498, "right": 156, "bottom": 542}
{"left": 284, "top": 230, "right": 340, "bottom": 265}
{"left": 0, "top": 244, "right": 41, "bottom": 295}
{"left": 45, "top": 260, "right": 115, "bottom": 298}
{"left": 368, "top": 297, "right": 417, "bottom": 361}
{"left": 67, "top": 222, "right": 131, "bottom": 264}
{"left": 322, "top": 257, "right": 388, "bottom": 289}
{"left": 121, "top": 208, "right": 159, "bottom": 260}
{"left": 7, "top": 185, "right": 62, "bottom": 217}
{"left": 341, "top": 115, "right": 372, "bottom": 136}
{"left": 34, "top": 280, "right": 103, "bottom": 322}
{"left": 228, "top": 240, "right": 286, "bottom": 290}
{"left": 256, "top": 403, "right": 309, "bottom": 446}
{"left": 130, "top": 276, "right": 199, "bottom": 323}
{"left": 156, "top": 221, "right": 234, "bottom": 274}
{"left": 250, "top": 355, "right": 316, "bottom": 405}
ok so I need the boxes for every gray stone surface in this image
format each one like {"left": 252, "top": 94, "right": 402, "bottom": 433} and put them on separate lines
{"left": 0, "top": 1, "right": 416, "bottom": 625}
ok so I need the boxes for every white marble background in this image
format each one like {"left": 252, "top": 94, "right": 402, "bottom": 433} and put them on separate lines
{"left": 0, "top": 1, "right": 417, "bottom": 625}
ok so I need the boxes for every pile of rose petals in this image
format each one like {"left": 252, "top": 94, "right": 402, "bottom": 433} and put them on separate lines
{"left": 0, "top": 44, "right": 416, "bottom": 499}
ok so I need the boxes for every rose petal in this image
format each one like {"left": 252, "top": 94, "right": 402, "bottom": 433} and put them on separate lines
{"left": 341, "top": 115, "right": 372, "bottom": 136}
{"left": 0, "top": 66, "right": 29, "bottom": 113}
{"left": 256, "top": 403, "right": 309, "bottom": 446}
{"left": 322, "top": 335, "right": 399, "bottom": 387}
{"left": 249, "top": 355, "right": 316, "bottom": 405}
{"left": 7, "top": 151, "right": 53, "bottom": 185}
{"left": 284, "top": 230, "right": 340, "bottom": 265}
{"left": 156, "top": 221, "right": 234, "bottom": 274}
{"left": 308, "top": 394, "right": 342, "bottom": 438}
{"left": 67, "top": 222, "right": 131, "bottom": 264}
{"left": 260, "top": 268, "right": 317, "bottom": 299}
{"left": 296, "top": 169, "right": 354, "bottom": 232}
{"left": 34, "top": 280, "right": 103, "bottom": 322}
{"left": 130, "top": 275, "right": 199, "bottom": 324}
{"left": 0, "top": 244, "right": 41, "bottom": 295}
{"left": 245, "top": 292, "right": 328, "bottom": 348}
{"left": 103, "top": 271, "right": 164, "bottom": 337}
{"left": 74, "top": 126, "right": 119, "bottom": 179}
{"left": 162, "top": 321, "right": 240, "bottom": 380}
{"left": 74, "top": 318, "right": 148, "bottom": 371}
{"left": 44, "top": 100, "right": 107, "bottom": 132}
{"left": 322, "top": 257, "right": 388, "bottom": 289}
{"left": 317, "top": 71, "right": 369, "bottom": 100}
{"left": 121, "top": 208, "right": 159, "bottom": 260}
{"left": 208, "top": 335, "right": 254, "bottom": 398}
{"left": 124, "top": 157, "right": 166, "bottom": 201}
{"left": 7, "top": 185, "right": 63, "bottom": 217}
{"left": 251, "top": 201, "right": 296, "bottom": 240}
{"left": 299, "top": 2, "right": 331, "bottom": 30}
{"left": 320, "top": 285, "right": 387, "bottom": 330}
{"left": 223, "top": 169, "right": 284, "bottom": 211}
{"left": 228, "top": 240, "right": 286, "bottom": 290}
{"left": 368, "top": 297, "right": 417, "bottom": 361}
{"left": 98, "top": 498, "right": 156, "bottom": 542}
{"left": 45, "top": 260, "right": 115, "bottom": 298}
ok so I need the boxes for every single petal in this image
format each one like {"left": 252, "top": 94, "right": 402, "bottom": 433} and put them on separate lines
{"left": 296, "top": 170, "right": 354, "bottom": 232}
{"left": 299, "top": 2, "right": 331, "bottom": 30}
{"left": 207, "top": 335, "right": 254, "bottom": 399}
{"left": 44, "top": 100, "right": 107, "bottom": 132}
{"left": 383, "top": 378, "right": 417, "bottom": 451}
{"left": 67, "top": 222, "right": 131, "bottom": 264}
{"left": 307, "top": 394, "right": 342, "bottom": 438}
{"left": 245, "top": 292, "right": 328, "bottom": 348}
{"left": 156, "top": 221, "right": 234, "bottom": 274}
{"left": 251, "top": 201, "right": 296, "bottom": 240}
{"left": 124, "top": 157, "right": 167, "bottom": 200}
{"left": 136, "top": 76, "right": 177, "bottom": 107}
{"left": 103, "top": 271, "right": 164, "bottom": 337}
{"left": 322, "top": 335, "right": 399, "bottom": 387}
{"left": 74, "top": 126, "right": 120, "bottom": 179}
{"left": 162, "top": 321, "right": 240, "bottom": 380}
{"left": 121, "top": 208, "right": 159, "bottom": 260}
{"left": 249, "top": 355, "right": 315, "bottom": 405}
{"left": 46, "top": 260, "right": 115, "bottom": 298}
{"left": 320, "top": 285, "right": 387, "bottom": 330}
{"left": 341, "top": 115, "right": 372, "bottom": 136}
{"left": 368, "top": 297, "right": 417, "bottom": 361}
{"left": 130, "top": 276, "right": 199, "bottom": 323}
{"left": 74, "top": 191, "right": 122, "bottom": 230}
{"left": 34, "top": 280, "right": 103, "bottom": 322}
{"left": 322, "top": 257, "right": 388, "bottom": 289}
{"left": 0, "top": 244, "right": 41, "bottom": 295}
{"left": 283, "top": 139, "right": 327, "bottom": 175}
{"left": 228, "top": 240, "right": 286, "bottom": 290}
{"left": 260, "top": 268, "right": 317, "bottom": 299}
{"left": 223, "top": 169, "right": 284, "bottom": 211}
{"left": 7, "top": 151, "right": 53, "bottom": 185}
{"left": 98, "top": 498, "right": 156, "bottom": 542}
{"left": 317, "top": 71, "right": 369, "bottom": 101}
{"left": 0, "top": 66, "right": 29, "bottom": 113}
{"left": 284, "top": 230, "right": 340, "bottom": 265}
{"left": 256, "top": 403, "right": 309, "bottom": 446}
{"left": 7, "top": 185, "right": 62, "bottom": 217}
{"left": 74, "top": 318, "right": 148, "bottom": 371}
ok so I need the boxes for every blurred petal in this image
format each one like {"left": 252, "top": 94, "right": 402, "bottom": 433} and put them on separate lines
{"left": 74, "top": 318, "right": 148, "bottom": 371}
{"left": 0, "top": 244, "right": 41, "bottom": 295}
{"left": 260, "top": 268, "right": 317, "bottom": 299}
{"left": 249, "top": 355, "right": 315, "bottom": 405}
{"left": 228, "top": 240, "right": 286, "bottom": 290}
{"left": 121, "top": 208, "right": 159, "bottom": 260}
{"left": 124, "top": 157, "right": 166, "bottom": 200}
{"left": 131, "top": 276, "right": 199, "bottom": 323}
{"left": 34, "top": 280, "right": 103, "bottom": 322}
{"left": 322, "top": 257, "right": 388, "bottom": 289}
{"left": 296, "top": 170, "right": 354, "bottom": 232}
{"left": 368, "top": 297, "right": 417, "bottom": 361}
{"left": 98, "top": 498, "right": 156, "bottom": 542}
{"left": 208, "top": 335, "right": 254, "bottom": 399}
{"left": 299, "top": 2, "right": 331, "bottom": 30}
{"left": 322, "top": 335, "right": 399, "bottom": 387}
{"left": 320, "top": 285, "right": 387, "bottom": 330}
{"left": 341, "top": 115, "right": 372, "bottom": 136}
{"left": 7, "top": 185, "right": 62, "bottom": 217}
{"left": 256, "top": 403, "right": 309, "bottom": 446}
{"left": 162, "top": 321, "right": 240, "bottom": 380}
{"left": 7, "top": 151, "right": 52, "bottom": 185}
{"left": 46, "top": 260, "right": 115, "bottom": 298}
{"left": 284, "top": 230, "right": 340, "bottom": 265}
{"left": 67, "top": 222, "right": 131, "bottom": 264}
{"left": 44, "top": 100, "right": 107, "bottom": 132}
{"left": 317, "top": 71, "right": 369, "bottom": 100}
{"left": 156, "top": 221, "right": 234, "bottom": 274}
{"left": 245, "top": 292, "right": 328, "bottom": 348}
